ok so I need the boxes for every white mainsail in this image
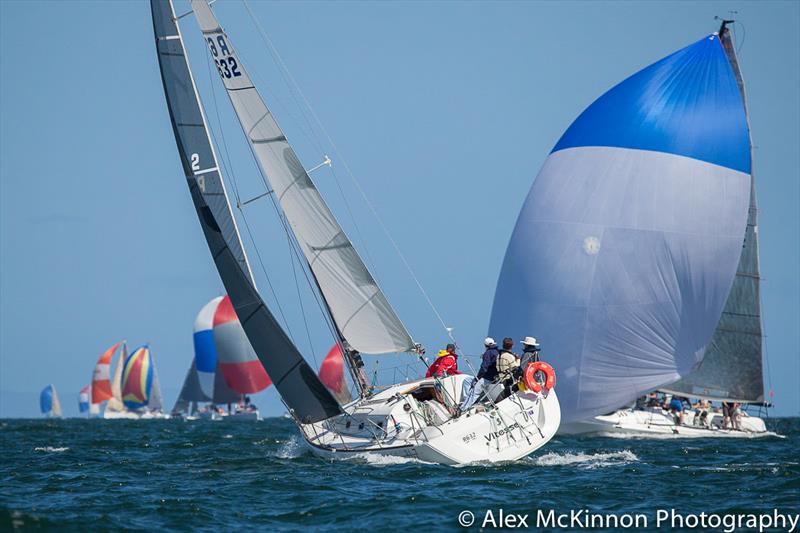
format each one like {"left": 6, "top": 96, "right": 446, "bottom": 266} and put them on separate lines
{"left": 191, "top": 0, "right": 415, "bottom": 355}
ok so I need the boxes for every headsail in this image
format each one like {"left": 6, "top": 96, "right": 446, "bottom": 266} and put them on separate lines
{"left": 191, "top": 0, "right": 415, "bottom": 355}
{"left": 151, "top": 0, "right": 341, "bottom": 423}
{"left": 106, "top": 342, "right": 127, "bottom": 413}
{"left": 662, "top": 23, "right": 764, "bottom": 404}
{"left": 491, "top": 32, "right": 752, "bottom": 423}
{"left": 40, "top": 385, "right": 55, "bottom": 416}
{"left": 92, "top": 341, "right": 121, "bottom": 404}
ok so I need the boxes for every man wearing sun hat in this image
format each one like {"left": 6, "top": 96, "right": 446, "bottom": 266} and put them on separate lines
{"left": 520, "top": 336, "right": 541, "bottom": 368}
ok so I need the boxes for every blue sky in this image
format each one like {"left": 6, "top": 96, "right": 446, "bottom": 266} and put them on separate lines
{"left": 1, "top": 1, "right": 797, "bottom": 418}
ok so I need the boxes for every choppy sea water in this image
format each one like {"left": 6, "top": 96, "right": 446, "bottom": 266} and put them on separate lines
{"left": 1, "top": 417, "right": 797, "bottom": 531}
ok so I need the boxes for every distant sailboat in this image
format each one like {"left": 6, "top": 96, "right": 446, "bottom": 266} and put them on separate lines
{"left": 115, "top": 345, "right": 169, "bottom": 419}
{"left": 40, "top": 384, "right": 62, "bottom": 418}
{"left": 319, "top": 344, "right": 353, "bottom": 405}
{"left": 93, "top": 341, "right": 126, "bottom": 417}
{"left": 151, "top": 0, "right": 560, "bottom": 464}
{"left": 78, "top": 385, "right": 91, "bottom": 416}
{"left": 173, "top": 296, "right": 271, "bottom": 420}
{"left": 491, "top": 21, "right": 770, "bottom": 437}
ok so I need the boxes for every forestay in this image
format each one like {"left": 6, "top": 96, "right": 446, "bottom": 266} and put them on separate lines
{"left": 491, "top": 33, "right": 752, "bottom": 423}
{"left": 662, "top": 25, "right": 764, "bottom": 404}
{"left": 151, "top": 0, "right": 341, "bottom": 423}
{"left": 191, "top": 0, "right": 415, "bottom": 355}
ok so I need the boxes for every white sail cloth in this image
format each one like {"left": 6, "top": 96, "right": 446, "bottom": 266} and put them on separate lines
{"left": 191, "top": 0, "right": 414, "bottom": 355}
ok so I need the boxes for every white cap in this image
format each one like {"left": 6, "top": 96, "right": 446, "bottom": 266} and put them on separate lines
{"left": 484, "top": 337, "right": 496, "bottom": 347}
{"left": 521, "top": 336, "right": 540, "bottom": 347}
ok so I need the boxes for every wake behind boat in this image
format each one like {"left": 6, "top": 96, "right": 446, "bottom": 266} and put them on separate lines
{"left": 150, "top": 0, "right": 561, "bottom": 465}
{"left": 491, "top": 20, "right": 774, "bottom": 439}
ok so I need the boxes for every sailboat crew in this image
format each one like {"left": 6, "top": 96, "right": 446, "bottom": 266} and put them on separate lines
{"left": 425, "top": 344, "right": 461, "bottom": 378}
{"left": 459, "top": 338, "right": 500, "bottom": 412}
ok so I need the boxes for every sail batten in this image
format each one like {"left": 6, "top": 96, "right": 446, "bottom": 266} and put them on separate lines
{"left": 151, "top": 0, "right": 341, "bottom": 423}
{"left": 190, "top": 0, "right": 415, "bottom": 355}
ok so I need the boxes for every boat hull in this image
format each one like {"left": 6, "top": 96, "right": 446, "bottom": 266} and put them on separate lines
{"left": 300, "top": 375, "right": 561, "bottom": 465}
{"left": 560, "top": 407, "right": 772, "bottom": 438}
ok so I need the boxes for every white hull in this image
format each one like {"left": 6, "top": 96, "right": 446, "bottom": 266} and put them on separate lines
{"left": 103, "top": 409, "right": 170, "bottom": 420}
{"left": 299, "top": 374, "right": 560, "bottom": 466}
{"left": 560, "top": 407, "right": 772, "bottom": 438}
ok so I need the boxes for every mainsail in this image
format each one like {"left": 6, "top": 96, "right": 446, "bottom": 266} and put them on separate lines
{"left": 190, "top": 0, "right": 415, "bottom": 355}
{"left": 491, "top": 32, "right": 752, "bottom": 423}
{"left": 151, "top": 0, "right": 341, "bottom": 423}
{"left": 106, "top": 342, "right": 127, "bottom": 413}
{"left": 173, "top": 359, "right": 210, "bottom": 415}
{"left": 662, "top": 23, "right": 765, "bottom": 404}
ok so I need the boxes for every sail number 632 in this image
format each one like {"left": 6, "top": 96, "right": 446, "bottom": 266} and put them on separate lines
{"left": 207, "top": 35, "right": 241, "bottom": 79}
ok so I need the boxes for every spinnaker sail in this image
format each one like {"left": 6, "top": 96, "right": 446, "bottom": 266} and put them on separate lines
{"left": 121, "top": 345, "right": 154, "bottom": 410}
{"left": 92, "top": 341, "right": 121, "bottom": 404}
{"left": 150, "top": 0, "right": 341, "bottom": 423}
{"left": 40, "top": 384, "right": 62, "bottom": 418}
{"left": 191, "top": 0, "right": 415, "bottom": 355}
{"left": 491, "top": 32, "right": 752, "bottom": 423}
{"left": 79, "top": 385, "right": 90, "bottom": 414}
{"left": 319, "top": 344, "right": 353, "bottom": 405}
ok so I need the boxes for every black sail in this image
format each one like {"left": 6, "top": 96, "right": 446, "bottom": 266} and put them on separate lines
{"left": 662, "top": 23, "right": 765, "bottom": 404}
{"left": 150, "top": 0, "right": 341, "bottom": 423}
{"left": 172, "top": 359, "right": 210, "bottom": 414}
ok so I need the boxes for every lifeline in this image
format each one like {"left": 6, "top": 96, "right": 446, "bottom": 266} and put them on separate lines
{"left": 532, "top": 508, "right": 800, "bottom": 532}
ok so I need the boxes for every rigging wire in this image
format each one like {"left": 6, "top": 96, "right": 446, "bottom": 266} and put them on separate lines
{"left": 203, "top": 49, "right": 298, "bottom": 344}
{"left": 240, "top": 0, "right": 381, "bottom": 278}
{"left": 241, "top": 0, "right": 456, "bottom": 345}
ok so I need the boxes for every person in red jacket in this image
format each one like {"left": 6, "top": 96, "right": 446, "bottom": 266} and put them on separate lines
{"left": 426, "top": 344, "right": 461, "bottom": 378}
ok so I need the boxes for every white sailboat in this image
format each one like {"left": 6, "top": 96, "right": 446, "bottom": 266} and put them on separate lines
{"left": 492, "top": 20, "right": 772, "bottom": 438}
{"left": 150, "top": 0, "right": 560, "bottom": 464}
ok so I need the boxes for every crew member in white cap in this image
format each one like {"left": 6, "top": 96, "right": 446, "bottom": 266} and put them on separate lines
{"left": 458, "top": 337, "right": 500, "bottom": 414}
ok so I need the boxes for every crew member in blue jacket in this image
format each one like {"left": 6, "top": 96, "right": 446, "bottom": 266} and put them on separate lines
{"left": 459, "top": 338, "right": 500, "bottom": 413}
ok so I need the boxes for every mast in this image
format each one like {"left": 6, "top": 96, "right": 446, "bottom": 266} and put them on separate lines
{"left": 150, "top": 0, "right": 341, "bottom": 423}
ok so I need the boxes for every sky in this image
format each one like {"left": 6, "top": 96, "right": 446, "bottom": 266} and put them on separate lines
{"left": 1, "top": 0, "right": 798, "bottom": 418}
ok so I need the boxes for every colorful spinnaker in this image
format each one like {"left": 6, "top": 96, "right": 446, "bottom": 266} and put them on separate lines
{"left": 212, "top": 296, "right": 271, "bottom": 393}
{"left": 78, "top": 385, "right": 90, "bottom": 414}
{"left": 92, "top": 341, "right": 122, "bottom": 404}
{"left": 40, "top": 384, "right": 62, "bottom": 418}
{"left": 319, "top": 344, "right": 352, "bottom": 405}
{"left": 121, "top": 345, "right": 154, "bottom": 410}
{"left": 491, "top": 31, "right": 752, "bottom": 424}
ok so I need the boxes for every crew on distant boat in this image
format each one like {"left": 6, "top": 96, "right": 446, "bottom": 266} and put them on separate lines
{"left": 669, "top": 395, "right": 690, "bottom": 425}
{"left": 425, "top": 344, "right": 461, "bottom": 378}
{"left": 459, "top": 337, "right": 500, "bottom": 412}
{"left": 722, "top": 401, "right": 741, "bottom": 430}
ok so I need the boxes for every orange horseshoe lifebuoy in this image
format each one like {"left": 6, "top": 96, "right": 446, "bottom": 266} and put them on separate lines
{"left": 524, "top": 361, "right": 556, "bottom": 393}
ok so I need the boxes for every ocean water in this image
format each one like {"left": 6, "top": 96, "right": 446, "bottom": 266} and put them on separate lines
{"left": 1, "top": 417, "right": 798, "bottom": 531}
